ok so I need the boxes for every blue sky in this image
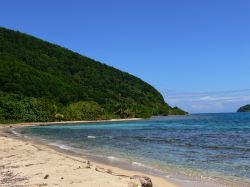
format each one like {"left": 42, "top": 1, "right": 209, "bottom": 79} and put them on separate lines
{"left": 1, "top": 0, "right": 250, "bottom": 113}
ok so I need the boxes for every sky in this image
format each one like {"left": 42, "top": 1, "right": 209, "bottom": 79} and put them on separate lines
{"left": 1, "top": 0, "right": 250, "bottom": 113}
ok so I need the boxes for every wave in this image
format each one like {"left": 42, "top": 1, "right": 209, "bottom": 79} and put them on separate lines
{"left": 107, "top": 156, "right": 121, "bottom": 161}
{"left": 87, "top": 136, "right": 96, "bottom": 139}
{"left": 10, "top": 128, "right": 30, "bottom": 139}
{"left": 132, "top": 161, "right": 153, "bottom": 170}
{"left": 48, "top": 142, "right": 73, "bottom": 150}
{"left": 10, "top": 128, "right": 21, "bottom": 137}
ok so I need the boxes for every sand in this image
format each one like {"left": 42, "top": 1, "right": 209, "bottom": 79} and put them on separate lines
{"left": 1, "top": 118, "right": 144, "bottom": 127}
{"left": 0, "top": 124, "right": 177, "bottom": 187}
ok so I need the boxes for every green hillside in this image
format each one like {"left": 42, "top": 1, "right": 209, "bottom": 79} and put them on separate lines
{"left": 0, "top": 27, "right": 187, "bottom": 123}
{"left": 237, "top": 105, "right": 250, "bottom": 112}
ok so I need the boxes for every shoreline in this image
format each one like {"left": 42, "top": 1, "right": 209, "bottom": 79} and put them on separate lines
{"left": 2, "top": 119, "right": 248, "bottom": 187}
{"left": 0, "top": 123, "right": 177, "bottom": 187}
{"left": 0, "top": 118, "right": 144, "bottom": 127}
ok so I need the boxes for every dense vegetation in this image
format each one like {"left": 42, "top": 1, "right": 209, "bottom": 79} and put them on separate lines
{"left": 168, "top": 107, "right": 187, "bottom": 115}
{"left": 237, "top": 105, "right": 250, "bottom": 112}
{"left": 0, "top": 27, "right": 187, "bottom": 123}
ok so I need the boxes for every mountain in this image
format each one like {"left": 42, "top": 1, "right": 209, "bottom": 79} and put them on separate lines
{"left": 237, "top": 105, "right": 250, "bottom": 112}
{"left": 168, "top": 107, "right": 188, "bottom": 115}
{"left": 0, "top": 27, "right": 187, "bottom": 123}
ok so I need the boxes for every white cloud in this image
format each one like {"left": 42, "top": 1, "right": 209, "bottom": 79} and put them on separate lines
{"left": 161, "top": 89, "right": 250, "bottom": 113}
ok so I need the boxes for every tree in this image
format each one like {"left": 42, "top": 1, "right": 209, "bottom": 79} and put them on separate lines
{"left": 64, "top": 101, "right": 104, "bottom": 120}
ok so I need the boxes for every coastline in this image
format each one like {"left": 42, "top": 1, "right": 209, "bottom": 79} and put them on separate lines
{"left": 0, "top": 121, "right": 177, "bottom": 187}
{"left": 0, "top": 118, "right": 144, "bottom": 127}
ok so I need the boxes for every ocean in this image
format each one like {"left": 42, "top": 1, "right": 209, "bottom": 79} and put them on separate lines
{"left": 14, "top": 113, "right": 250, "bottom": 187}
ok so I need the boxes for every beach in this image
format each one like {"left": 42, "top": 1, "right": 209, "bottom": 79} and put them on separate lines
{"left": 0, "top": 122, "right": 177, "bottom": 187}
{"left": 2, "top": 114, "right": 250, "bottom": 187}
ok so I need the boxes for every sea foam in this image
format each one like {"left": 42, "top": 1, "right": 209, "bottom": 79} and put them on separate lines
{"left": 87, "top": 136, "right": 96, "bottom": 139}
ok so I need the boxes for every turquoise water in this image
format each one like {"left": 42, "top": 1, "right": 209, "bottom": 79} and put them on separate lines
{"left": 16, "top": 113, "right": 250, "bottom": 186}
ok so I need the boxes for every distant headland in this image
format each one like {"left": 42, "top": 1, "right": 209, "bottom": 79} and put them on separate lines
{"left": 237, "top": 104, "right": 250, "bottom": 112}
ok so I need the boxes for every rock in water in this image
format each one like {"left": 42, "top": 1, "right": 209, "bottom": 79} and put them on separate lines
{"left": 130, "top": 175, "right": 153, "bottom": 187}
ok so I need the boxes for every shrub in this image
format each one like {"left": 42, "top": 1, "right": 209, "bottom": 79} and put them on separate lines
{"left": 63, "top": 101, "right": 104, "bottom": 120}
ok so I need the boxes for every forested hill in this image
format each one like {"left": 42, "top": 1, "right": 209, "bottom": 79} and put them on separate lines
{"left": 0, "top": 27, "right": 187, "bottom": 123}
{"left": 237, "top": 105, "right": 250, "bottom": 112}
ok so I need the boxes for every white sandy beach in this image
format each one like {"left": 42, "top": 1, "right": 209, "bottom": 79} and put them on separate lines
{"left": 0, "top": 122, "right": 177, "bottom": 187}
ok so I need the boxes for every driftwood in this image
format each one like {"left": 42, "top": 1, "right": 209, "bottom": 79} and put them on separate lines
{"left": 0, "top": 170, "right": 27, "bottom": 185}
{"left": 94, "top": 166, "right": 153, "bottom": 187}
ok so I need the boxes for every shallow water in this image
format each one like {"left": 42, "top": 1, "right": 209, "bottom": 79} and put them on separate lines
{"left": 16, "top": 113, "right": 250, "bottom": 186}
